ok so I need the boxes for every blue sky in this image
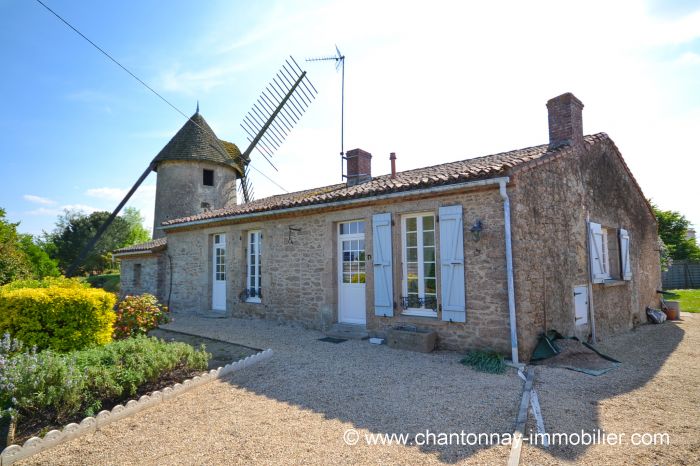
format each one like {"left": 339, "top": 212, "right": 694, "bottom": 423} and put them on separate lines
{"left": 1, "top": 0, "right": 699, "bottom": 236}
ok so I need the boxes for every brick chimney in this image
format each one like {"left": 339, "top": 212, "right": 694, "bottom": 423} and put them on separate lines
{"left": 547, "top": 92, "right": 584, "bottom": 149}
{"left": 346, "top": 148, "right": 372, "bottom": 186}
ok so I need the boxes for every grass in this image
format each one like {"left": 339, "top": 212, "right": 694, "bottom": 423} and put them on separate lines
{"left": 86, "top": 273, "right": 120, "bottom": 293}
{"left": 667, "top": 289, "right": 700, "bottom": 313}
{"left": 460, "top": 350, "right": 506, "bottom": 374}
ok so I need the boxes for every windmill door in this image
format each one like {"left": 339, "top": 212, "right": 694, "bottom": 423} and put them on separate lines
{"left": 338, "top": 221, "right": 367, "bottom": 325}
{"left": 212, "top": 234, "right": 227, "bottom": 312}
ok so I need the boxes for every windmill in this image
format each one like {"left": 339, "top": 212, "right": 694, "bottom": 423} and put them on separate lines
{"left": 238, "top": 56, "right": 318, "bottom": 202}
{"left": 306, "top": 45, "right": 345, "bottom": 180}
{"left": 66, "top": 57, "right": 317, "bottom": 276}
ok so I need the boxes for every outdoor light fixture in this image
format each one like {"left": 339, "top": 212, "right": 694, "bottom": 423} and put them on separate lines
{"left": 470, "top": 219, "right": 483, "bottom": 242}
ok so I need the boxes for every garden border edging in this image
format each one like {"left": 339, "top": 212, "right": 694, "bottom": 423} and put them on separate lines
{"left": 0, "top": 348, "right": 273, "bottom": 465}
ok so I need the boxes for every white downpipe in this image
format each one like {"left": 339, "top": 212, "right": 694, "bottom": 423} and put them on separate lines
{"left": 499, "top": 179, "right": 519, "bottom": 365}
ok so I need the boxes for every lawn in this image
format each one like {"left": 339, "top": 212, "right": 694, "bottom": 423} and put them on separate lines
{"left": 667, "top": 289, "right": 700, "bottom": 313}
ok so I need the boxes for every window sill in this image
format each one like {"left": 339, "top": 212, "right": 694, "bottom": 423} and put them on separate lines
{"left": 401, "top": 309, "right": 438, "bottom": 318}
{"left": 245, "top": 297, "right": 262, "bottom": 304}
{"left": 603, "top": 280, "right": 628, "bottom": 287}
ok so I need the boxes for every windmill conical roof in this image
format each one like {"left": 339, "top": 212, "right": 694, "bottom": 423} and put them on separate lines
{"left": 151, "top": 112, "right": 246, "bottom": 176}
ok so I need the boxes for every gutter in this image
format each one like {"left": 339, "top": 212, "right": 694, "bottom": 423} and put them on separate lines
{"left": 161, "top": 176, "right": 512, "bottom": 231}
{"left": 499, "top": 178, "right": 520, "bottom": 365}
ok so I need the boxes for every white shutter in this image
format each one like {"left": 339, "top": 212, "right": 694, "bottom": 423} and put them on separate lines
{"left": 589, "top": 222, "right": 606, "bottom": 284}
{"left": 439, "top": 205, "right": 466, "bottom": 322}
{"left": 619, "top": 228, "right": 632, "bottom": 281}
{"left": 372, "top": 213, "right": 394, "bottom": 316}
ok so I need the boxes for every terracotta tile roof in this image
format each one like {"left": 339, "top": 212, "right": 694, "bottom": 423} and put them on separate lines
{"left": 152, "top": 112, "right": 247, "bottom": 176}
{"left": 162, "top": 134, "right": 609, "bottom": 228}
{"left": 113, "top": 237, "right": 167, "bottom": 255}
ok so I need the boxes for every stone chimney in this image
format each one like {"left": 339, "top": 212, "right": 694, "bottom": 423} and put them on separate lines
{"left": 547, "top": 92, "right": 584, "bottom": 149}
{"left": 346, "top": 148, "right": 372, "bottom": 186}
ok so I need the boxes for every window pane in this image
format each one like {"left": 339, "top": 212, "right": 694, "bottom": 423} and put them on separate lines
{"left": 408, "top": 278, "right": 419, "bottom": 293}
{"left": 424, "top": 246, "right": 435, "bottom": 262}
{"left": 343, "top": 273, "right": 351, "bottom": 283}
{"left": 423, "top": 215, "right": 435, "bottom": 231}
{"left": 357, "top": 222, "right": 365, "bottom": 234}
{"left": 343, "top": 251, "right": 351, "bottom": 262}
{"left": 423, "top": 231, "right": 435, "bottom": 246}
{"left": 358, "top": 272, "right": 366, "bottom": 283}
{"left": 359, "top": 251, "right": 366, "bottom": 261}
{"left": 407, "top": 262, "right": 418, "bottom": 280}
{"left": 359, "top": 239, "right": 365, "bottom": 251}
{"left": 425, "top": 278, "right": 436, "bottom": 295}
{"left": 424, "top": 263, "right": 436, "bottom": 278}
{"left": 340, "top": 223, "right": 348, "bottom": 234}
{"left": 407, "top": 247, "right": 418, "bottom": 262}
{"left": 350, "top": 222, "right": 357, "bottom": 234}
{"left": 406, "top": 217, "right": 417, "bottom": 232}
{"left": 406, "top": 231, "right": 417, "bottom": 247}
{"left": 343, "top": 241, "right": 350, "bottom": 251}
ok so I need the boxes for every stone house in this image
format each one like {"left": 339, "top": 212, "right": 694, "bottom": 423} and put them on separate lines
{"left": 114, "top": 93, "right": 661, "bottom": 362}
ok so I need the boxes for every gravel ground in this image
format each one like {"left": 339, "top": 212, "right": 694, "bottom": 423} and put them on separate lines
{"left": 20, "top": 313, "right": 699, "bottom": 465}
{"left": 522, "top": 312, "right": 700, "bottom": 465}
{"left": 22, "top": 315, "right": 521, "bottom": 465}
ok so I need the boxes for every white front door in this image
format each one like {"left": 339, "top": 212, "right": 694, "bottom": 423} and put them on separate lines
{"left": 573, "top": 285, "right": 588, "bottom": 325}
{"left": 338, "top": 221, "right": 367, "bottom": 325}
{"left": 212, "top": 234, "right": 227, "bottom": 312}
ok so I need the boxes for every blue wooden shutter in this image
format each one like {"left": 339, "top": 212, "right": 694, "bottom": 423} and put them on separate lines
{"left": 589, "top": 222, "right": 606, "bottom": 284}
{"left": 439, "top": 205, "right": 466, "bottom": 322}
{"left": 619, "top": 228, "right": 632, "bottom": 281}
{"left": 372, "top": 213, "right": 393, "bottom": 317}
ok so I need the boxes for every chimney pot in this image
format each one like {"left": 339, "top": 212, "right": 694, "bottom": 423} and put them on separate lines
{"left": 390, "top": 152, "right": 397, "bottom": 179}
{"left": 547, "top": 92, "right": 584, "bottom": 149}
{"left": 345, "top": 148, "right": 372, "bottom": 186}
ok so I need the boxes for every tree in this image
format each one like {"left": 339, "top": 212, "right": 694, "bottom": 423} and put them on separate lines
{"left": 121, "top": 207, "right": 151, "bottom": 245}
{"left": 17, "top": 234, "right": 60, "bottom": 278}
{"left": 652, "top": 205, "right": 700, "bottom": 262}
{"left": 46, "top": 210, "right": 132, "bottom": 275}
{"left": 0, "top": 208, "right": 32, "bottom": 284}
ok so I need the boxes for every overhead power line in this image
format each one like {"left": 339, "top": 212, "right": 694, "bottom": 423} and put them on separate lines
{"left": 33, "top": 0, "right": 288, "bottom": 193}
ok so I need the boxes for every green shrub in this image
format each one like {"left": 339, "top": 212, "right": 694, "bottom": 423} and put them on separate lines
{"left": 0, "top": 286, "right": 116, "bottom": 352}
{"left": 85, "top": 273, "right": 120, "bottom": 293}
{"left": 0, "top": 276, "right": 90, "bottom": 291}
{"left": 1, "top": 335, "right": 210, "bottom": 427}
{"left": 460, "top": 350, "right": 507, "bottom": 374}
{"left": 113, "top": 294, "right": 169, "bottom": 339}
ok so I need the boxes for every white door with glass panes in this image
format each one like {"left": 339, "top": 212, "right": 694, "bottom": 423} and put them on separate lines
{"left": 338, "top": 221, "right": 366, "bottom": 324}
{"left": 402, "top": 213, "right": 438, "bottom": 317}
{"left": 212, "top": 234, "right": 226, "bottom": 312}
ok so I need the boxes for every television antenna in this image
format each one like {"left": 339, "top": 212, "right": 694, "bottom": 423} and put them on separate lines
{"left": 306, "top": 45, "right": 345, "bottom": 180}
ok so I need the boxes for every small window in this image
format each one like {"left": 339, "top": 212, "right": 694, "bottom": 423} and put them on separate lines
{"left": 203, "top": 169, "right": 214, "bottom": 186}
{"left": 401, "top": 213, "right": 437, "bottom": 317}
{"left": 133, "top": 263, "right": 142, "bottom": 288}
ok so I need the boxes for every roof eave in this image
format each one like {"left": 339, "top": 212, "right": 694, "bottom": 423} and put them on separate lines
{"left": 160, "top": 176, "right": 511, "bottom": 232}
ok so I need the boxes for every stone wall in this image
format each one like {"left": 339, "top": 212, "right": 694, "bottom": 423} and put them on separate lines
{"left": 153, "top": 160, "right": 237, "bottom": 238}
{"left": 165, "top": 187, "right": 513, "bottom": 354}
{"left": 118, "top": 253, "right": 167, "bottom": 301}
{"left": 510, "top": 138, "right": 661, "bottom": 359}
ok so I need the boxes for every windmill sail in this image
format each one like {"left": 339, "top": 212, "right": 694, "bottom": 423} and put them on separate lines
{"left": 238, "top": 56, "right": 318, "bottom": 202}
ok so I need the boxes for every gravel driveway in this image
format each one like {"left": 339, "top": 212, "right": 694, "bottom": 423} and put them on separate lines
{"left": 22, "top": 316, "right": 521, "bottom": 465}
{"left": 20, "top": 313, "right": 699, "bottom": 465}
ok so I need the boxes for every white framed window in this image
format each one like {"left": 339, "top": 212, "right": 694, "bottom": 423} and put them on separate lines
{"left": 401, "top": 213, "right": 438, "bottom": 317}
{"left": 247, "top": 230, "right": 262, "bottom": 302}
{"left": 601, "top": 229, "right": 611, "bottom": 278}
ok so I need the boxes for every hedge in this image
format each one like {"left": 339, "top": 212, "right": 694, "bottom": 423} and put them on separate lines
{"left": 0, "top": 286, "right": 116, "bottom": 352}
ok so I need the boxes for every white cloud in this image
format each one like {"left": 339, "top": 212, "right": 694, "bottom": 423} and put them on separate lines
{"left": 23, "top": 194, "right": 56, "bottom": 205}
{"left": 27, "top": 204, "right": 100, "bottom": 217}
{"left": 675, "top": 51, "right": 700, "bottom": 66}
{"left": 85, "top": 187, "right": 127, "bottom": 201}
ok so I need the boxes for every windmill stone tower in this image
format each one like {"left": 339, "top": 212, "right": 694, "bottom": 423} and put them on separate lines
{"left": 150, "top": 109, "right": 247, "bottom": 238}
